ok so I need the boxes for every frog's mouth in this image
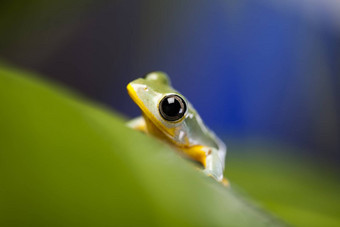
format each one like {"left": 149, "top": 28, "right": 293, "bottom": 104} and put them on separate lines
{"left": 127, "top": 82, "right": 175, "bottom": 137}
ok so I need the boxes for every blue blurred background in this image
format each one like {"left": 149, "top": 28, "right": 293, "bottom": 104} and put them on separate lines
{"left": 0, "top": 0, "right": 339, "bottom": 162}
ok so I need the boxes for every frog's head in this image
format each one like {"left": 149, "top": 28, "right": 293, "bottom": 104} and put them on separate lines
{"left": 127, "top": 72, "right": 188, "bottom": 139}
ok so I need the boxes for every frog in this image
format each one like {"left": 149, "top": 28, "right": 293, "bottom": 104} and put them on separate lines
{"left": 127, "top": 72, "right": 227, "bottom": 183}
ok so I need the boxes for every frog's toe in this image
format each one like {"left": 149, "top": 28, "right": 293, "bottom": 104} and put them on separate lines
{"left": 222, "top": 178, "right": 230, "bottom": 187}
{"left": 203, "top": 169, "right": 223, "bottom": 182}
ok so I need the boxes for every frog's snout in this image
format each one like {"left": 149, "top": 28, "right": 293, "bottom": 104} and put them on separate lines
{"left": 127, "top": 82, "right": 148, "bottom": 96}
{"left": 127, "top": 82, "right": 150, "bottom": 109}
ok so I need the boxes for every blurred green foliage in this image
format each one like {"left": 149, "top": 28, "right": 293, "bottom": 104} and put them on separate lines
{"left": 227, "top": 144, "right": 340, "bottom": 227}
{"left": 0, "top": 65, "right": 281, "bottom": 226}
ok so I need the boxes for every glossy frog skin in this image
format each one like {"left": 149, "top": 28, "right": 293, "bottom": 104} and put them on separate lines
{"left": 127, "top": 72, "right": 227, "bottom": 182}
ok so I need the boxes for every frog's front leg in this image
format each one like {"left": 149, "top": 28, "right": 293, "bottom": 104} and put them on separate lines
{"left": 203, "top": 148, "right": 224, "bottom": 182}
{"left": 127, "top": 116, "right": 147, "bottom": 133}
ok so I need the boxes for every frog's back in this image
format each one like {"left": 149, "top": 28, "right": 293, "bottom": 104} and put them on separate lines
{"left": 181, "top": 106, "right": 218, "bottom": 147}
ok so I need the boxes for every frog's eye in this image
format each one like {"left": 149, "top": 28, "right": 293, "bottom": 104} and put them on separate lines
{"left": 159, "top": 95, "right": 187, "bottom": 121}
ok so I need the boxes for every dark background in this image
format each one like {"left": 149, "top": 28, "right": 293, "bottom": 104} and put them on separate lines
{"left": 1, "top": 0, "right": 339, "bottom": 165}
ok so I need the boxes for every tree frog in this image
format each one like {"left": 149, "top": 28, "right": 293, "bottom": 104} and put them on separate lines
{"left": 127, "top": 72, "right": 227, "bottom": 183}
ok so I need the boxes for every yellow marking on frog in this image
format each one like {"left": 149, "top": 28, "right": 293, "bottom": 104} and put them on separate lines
{"left": 127, "top": 83, "right": 175, "bottom": 137}
{"left": 180, "top": 145, "right": 208, "bottom": 167}
{"left": 222, "top": 178, "right": 230, "bottom": 187}
{"left": 140, "top": 109, "right": 207, "bottom": 168}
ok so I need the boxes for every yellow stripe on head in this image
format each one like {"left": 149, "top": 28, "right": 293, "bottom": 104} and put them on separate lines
{"left": 127, "top": 82, "right": 175, "bottom": 137}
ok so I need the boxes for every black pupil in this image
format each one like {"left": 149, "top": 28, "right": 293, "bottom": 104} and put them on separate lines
{"left": 162, "top": 97, "right": 181, "bottom": 116}
{"left": 160, "top": 95, "right": 186, "bottom": 121}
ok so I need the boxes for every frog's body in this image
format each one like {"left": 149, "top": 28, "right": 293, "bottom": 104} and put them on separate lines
{"left": 127, "top": 72, "right": 227, "bottom": 182}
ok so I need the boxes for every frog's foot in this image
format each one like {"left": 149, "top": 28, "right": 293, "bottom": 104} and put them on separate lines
{"left": 203, "top": 169, "right": 223, "bottom": 182}
{"left": 127, "top": 116, "right": 147, "bottom": 132}
{"left": 204, "top": 149, "right": 224, "bottom": 182}
{"left": 203, "top": 170, "right": 230, "bottom": 187}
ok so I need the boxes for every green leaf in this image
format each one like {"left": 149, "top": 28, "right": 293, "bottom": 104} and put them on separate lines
{"left": 0, "top": 65, "right": 281, "bottom": 226}
{"left": 227, "top": 143, "right": 340, "bottom": 227}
